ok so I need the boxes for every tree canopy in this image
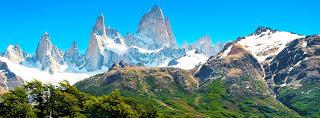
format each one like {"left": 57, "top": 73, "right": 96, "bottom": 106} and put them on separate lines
{"left": 0, "top": 80, "right": 158, "bottom": 118}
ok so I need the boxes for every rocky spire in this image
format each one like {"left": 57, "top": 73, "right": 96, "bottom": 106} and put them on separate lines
{"left": 5, "top": 44, "right": 25, "bottom": 63}
{"left": 137, "top": 5, "right": 177, "bottom": 49}
{"left": 34, "top": 32, "right": 65, "bottom": 74}
{"left": 35, "top": 32, "right": 53, "bottom": 61}
{"left": 85, "top": 15, "right": 107, "bottom": 71}
{"left": 67, "top": 41, "right": 79, "bottom": 56}
{"left": 92, "top": 14, "right": 107, "bottom": 36}
{"left": 64, "top": 41, "right": 84, "bottom": 67}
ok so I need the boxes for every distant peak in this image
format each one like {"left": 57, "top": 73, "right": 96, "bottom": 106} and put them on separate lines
{"left": 67, "top": 41, "right": 79, "bottom": 55}
{"left": 71, "top": 41, "right": 78, "bottom": 48}
{"left": 198, "top": 35, "right": 212, "bottom": 43}
{"left": 8, "top": 44, "right": 21, "bottom": 50}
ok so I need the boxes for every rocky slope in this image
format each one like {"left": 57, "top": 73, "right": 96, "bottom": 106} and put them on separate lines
{"left": 75, "top": 63, "right": 199, "bottom": 96}
{"left": 76, "top": 54, "right": 299, "bottom": 117}
{"left": 264, "top": 35, "right": 320, "bottom": 117}
{"left": 0, "top": 60, "right": 24, "bottom": 92}
{"left": 235, "top": 27, "right": 303, "bottom": 65}
{"left": 194, "top": 27, "right": 320, "bottom": 117}
{"left": 193, "top": 44, "right": 299, "bottom": 117}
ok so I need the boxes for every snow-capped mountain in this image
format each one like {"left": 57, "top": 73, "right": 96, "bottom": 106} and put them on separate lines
{"left": 0, "top": 5, "right": 223, "bottom": 91}
{"left": 213, "top": 27, "right": 308, "bottom": 88}
{"left": 29, "top": 32, "right": 67, "bottom": 74}
{"left": 64, "top": 41, "right": 86, "bottom": 71}
{"left": 160, "top": 50, "right": 209, "bottom": 70}
{"left": 224, "top": 27, "right": 304, "bottom": 64}
{"left": 83, "top": 6, "right": 207, "bottom": 71}
{"left": 161, "top": 35, "right": 224, "bottom": 70}
{"left": 0, "top": 57, "right": 95, "bottom": 86}
{"left": 185, "top": 35, "right": 224, "bottom": 56}
{"left": 4, "top": 44, "right": 28, "bottom": 64}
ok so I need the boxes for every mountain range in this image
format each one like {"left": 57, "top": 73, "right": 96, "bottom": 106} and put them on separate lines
{"left": 0, "top": 5, "right": 222, "bottom": 91}
{"left": 0, "top": 5, "right": 319, "bottom": 117}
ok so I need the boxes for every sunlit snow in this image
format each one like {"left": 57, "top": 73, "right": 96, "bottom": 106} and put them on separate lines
{"left": 0, "top": 57, "right": 99, "bottom": 85}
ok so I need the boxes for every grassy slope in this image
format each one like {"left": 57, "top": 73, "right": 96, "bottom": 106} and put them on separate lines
{"left": 75, "top": 73, "right": 300, "bottom": 117}
{"left": 277, "top": 82, "right": 320, "bottom": 117}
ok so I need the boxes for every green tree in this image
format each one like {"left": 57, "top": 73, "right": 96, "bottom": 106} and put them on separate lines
{"left": 24, "top": 80, "right": 53, "bottom": 117}
{"left": 50, "top": 81, "right": 86, "bottom": 117}
{"left": 0, "top": 81, "right": 160, "bottom": 118}
{"left": 85, "top": 90, "right": 139, "bottom": 117}
{"left": 0, "top": 87, "right": 36, "bottom": 118}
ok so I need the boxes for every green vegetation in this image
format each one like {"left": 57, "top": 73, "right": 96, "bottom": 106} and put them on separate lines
{"left": 197, "top": 79, "right": 238, "bottom": 117}
{"left": 75, "top": 72, "right": 301, "bottom": 117}
{"left": 1, "top": 75, "right": 304, "bottom": 117}
{"left": 278, "top": 82, "right": 320, "bottom": 117}
{"left": 0, "top": 81, "right": 158, "bottom": 118}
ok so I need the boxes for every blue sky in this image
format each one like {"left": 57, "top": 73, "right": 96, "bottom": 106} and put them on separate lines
{"left": 0, "top": 0, "right": 319, "bottom": 53}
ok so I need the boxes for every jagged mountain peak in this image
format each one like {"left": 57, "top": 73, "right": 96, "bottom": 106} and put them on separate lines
{"left": 41, "top": 32, "right": 50, "bottom": 40}
{"left": 135, "top": 5, "right": 177, "bottom": 49}
{"left": 233, "top": 27, "right": 304, "bottom": 63}
{"left": 253, "top": 26, "right": 276, "bottom": 35}
{"left": 138, "top": 5, "right": 166, "bottom": 34}
{"left": 92, "top": 14, "right": 106, "bottom": 36}
{"left": 4, "top": 44, "right": 25, "bottom": 63}
{"left": 68, "top": 41, "right": 79, "bottom": 55}
{"left": 197, "top": 35, "right": 213, "bottom": 44}
{"left": 7, "top": 44, "right": 22, "bottom": 51}
{"left": 36, "top": 32, "right": 53, "bottom": 58}
{"left": 148, "top": 5, "right": 163, "bottom": 17}
{"left": 34, "top": 32, "right": 66, "bottom": 74}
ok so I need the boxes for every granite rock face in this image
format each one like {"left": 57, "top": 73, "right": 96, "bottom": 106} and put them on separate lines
{"left": 134, "top": 5, "right": 177, "bottom": 49}
{"left": 33, "top": 32, "right": 65, "bottom": 74}
{"left": 85, "top": 15, "right": 107, "bottom": 71}
{"left": 0, "top": 61, "right": 24, "bottom": 91}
